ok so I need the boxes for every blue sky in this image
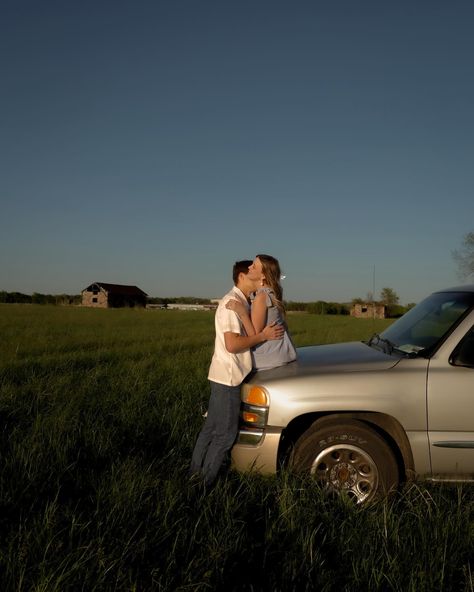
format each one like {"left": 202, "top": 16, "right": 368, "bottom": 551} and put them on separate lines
{"left": 1, "top": 1, "right": 473, "bottom": 304}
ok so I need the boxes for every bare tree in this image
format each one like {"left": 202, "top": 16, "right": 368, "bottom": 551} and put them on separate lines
{"left": 452, "top": 232, "right": 474, "bottom": 281}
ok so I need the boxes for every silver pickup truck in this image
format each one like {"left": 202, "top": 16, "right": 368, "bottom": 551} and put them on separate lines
{"left": 231, "top": 285, "right": 474, "bottom": 503}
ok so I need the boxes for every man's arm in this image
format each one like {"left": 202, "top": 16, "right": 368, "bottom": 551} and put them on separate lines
{"left": 224, "top": 322, "right": 284, "bottom": 354}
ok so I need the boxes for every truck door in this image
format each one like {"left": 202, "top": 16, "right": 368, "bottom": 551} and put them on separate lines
{"left": 427, "top": 326, "right": 474, "bottom": 478}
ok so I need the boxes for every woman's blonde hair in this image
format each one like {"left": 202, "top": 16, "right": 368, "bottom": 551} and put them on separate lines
{"left": 256, "top": 254, "right": 285, "bottom": 314}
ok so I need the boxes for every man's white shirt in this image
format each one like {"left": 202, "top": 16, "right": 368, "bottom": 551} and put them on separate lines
{"left": 207, "top": 286, "right": 252, "bottom": 386}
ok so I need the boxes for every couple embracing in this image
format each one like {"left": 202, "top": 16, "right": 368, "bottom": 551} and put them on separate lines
{"left": 189, "top": 254, "right": 296, "bottom": 487}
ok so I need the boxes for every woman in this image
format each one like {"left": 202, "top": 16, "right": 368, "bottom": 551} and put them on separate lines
{"left": 226, "top": 254, "right": 297, "bottom": 370}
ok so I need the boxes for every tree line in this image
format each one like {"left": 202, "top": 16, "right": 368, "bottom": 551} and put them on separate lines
{"left": 0, "top": 292, "right": 81, "bottom": 305}
{"left": 1, "top": 291, "right": 414, "bottom": 317}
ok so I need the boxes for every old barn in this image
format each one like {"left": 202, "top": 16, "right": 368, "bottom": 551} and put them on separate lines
{"left": 350, "top": 302, "right": 386, "bottom": 319}
{"left": 81, "top": 283, "right": 147, "bottom": 308}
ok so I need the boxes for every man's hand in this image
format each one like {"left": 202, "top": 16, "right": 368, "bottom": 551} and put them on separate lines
{"left": 262, "top": 322, "right": 284, "bottom": 341}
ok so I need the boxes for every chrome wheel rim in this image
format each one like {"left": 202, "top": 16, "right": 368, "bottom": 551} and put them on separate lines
{"left": 310, "top": 444, "right": 378, "bottom": 503}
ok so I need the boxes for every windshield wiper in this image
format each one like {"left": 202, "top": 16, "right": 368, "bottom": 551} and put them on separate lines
{"left": 366, "top": 333, "right": 396, "bottom": 355}
{"left": 367, "top": 334, "right": 423, "bottom": 357}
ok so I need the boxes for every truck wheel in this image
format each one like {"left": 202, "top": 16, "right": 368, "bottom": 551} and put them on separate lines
{"left": 290, "top": 418, "right": 399, "bottom": 504}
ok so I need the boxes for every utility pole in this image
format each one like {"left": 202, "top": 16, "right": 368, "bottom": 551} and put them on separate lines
{"left": 373, "top": 265, "right": 376, "bottom": 320}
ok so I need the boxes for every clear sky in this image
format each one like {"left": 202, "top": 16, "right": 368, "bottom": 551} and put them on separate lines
{"left": 1, "top": 1, "right": 473, "bottom": 304}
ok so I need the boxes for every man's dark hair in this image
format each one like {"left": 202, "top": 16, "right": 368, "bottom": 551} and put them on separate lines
{"left": 233, "top": 260, "right": 252, "bottom": 285}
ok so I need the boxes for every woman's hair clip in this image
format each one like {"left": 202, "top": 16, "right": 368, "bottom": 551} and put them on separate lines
{"left": 280, "top": 275, "right": 286, "bottom": 280}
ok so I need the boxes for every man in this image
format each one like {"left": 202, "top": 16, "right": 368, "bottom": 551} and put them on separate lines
{"left": 189, "top": 260, "right": 284, "bottom": 487}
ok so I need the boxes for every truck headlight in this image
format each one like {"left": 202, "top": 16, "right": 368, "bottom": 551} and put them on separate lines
{"left": 241, "top": 385, "right": 269, "bottom": 429}
{"left": 243, "top": 385, "right": 269, "bottom": 406}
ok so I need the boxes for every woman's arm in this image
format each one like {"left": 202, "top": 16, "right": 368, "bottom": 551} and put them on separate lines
{"left": 224, "top": 323, "right": 284, "bottom": 354}
{"left": 250, "top": 290, "right": 269, "bottom": 333}
{"left": 225, "top": 299, "right": 256, "bottom": 336}
{"left": 226, "top": 290, "right": 271, "bottom": 335}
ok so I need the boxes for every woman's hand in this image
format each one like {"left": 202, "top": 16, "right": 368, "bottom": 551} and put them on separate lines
{"left": 225, "top": 299, "right": 247, "bottom": 317}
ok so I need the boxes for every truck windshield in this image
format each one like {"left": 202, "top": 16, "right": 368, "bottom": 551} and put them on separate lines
{"left": 378, "top": 291, "right": 474, "bottom": 356}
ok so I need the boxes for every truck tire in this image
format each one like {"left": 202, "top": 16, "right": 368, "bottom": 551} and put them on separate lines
{"left": 290, "top": 418, "right": 399, "bottom": 504}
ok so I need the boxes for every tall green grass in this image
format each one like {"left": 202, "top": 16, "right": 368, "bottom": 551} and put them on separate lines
{"left": 0, "top": 305, "right": 472, "bottom": 591}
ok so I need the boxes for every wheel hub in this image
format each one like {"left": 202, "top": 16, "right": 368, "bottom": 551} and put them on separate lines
{"left": 311, "top": 443, "right": 379, "bottom": 503}
{"left": 330, "top": 462, "right": 357, "bottom": 488}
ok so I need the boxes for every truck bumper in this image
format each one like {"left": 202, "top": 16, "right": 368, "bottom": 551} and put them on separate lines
{"left": 231, "top": 427, "right": 282, "bottom": 474}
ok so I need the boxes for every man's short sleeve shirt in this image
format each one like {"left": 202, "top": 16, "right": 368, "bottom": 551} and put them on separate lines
{"left": 207, "top": 286, "right": 252, "bottom": 386}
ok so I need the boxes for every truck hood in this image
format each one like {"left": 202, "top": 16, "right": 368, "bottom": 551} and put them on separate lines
{"left": 246, "top": 341, "right": 400, "bottom": 384}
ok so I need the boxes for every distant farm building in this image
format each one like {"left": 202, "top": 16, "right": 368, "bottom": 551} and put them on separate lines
{"left": 350, "top": 302, "right": 386, "bottom": 319}
{"left": 165, "top": 303, "right": 217, "bottom": 311}
{"left": 82, "top": 283, "right": 147, "bottom": 308}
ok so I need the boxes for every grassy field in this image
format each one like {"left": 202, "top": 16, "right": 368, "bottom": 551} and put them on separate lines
{"left": 0, "top": 305, "right": 473, "bottom": 591}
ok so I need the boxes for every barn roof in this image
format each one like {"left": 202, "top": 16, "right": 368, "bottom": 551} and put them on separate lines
{"left": 83, "top": 282, "right": 148, "bottom": 296}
